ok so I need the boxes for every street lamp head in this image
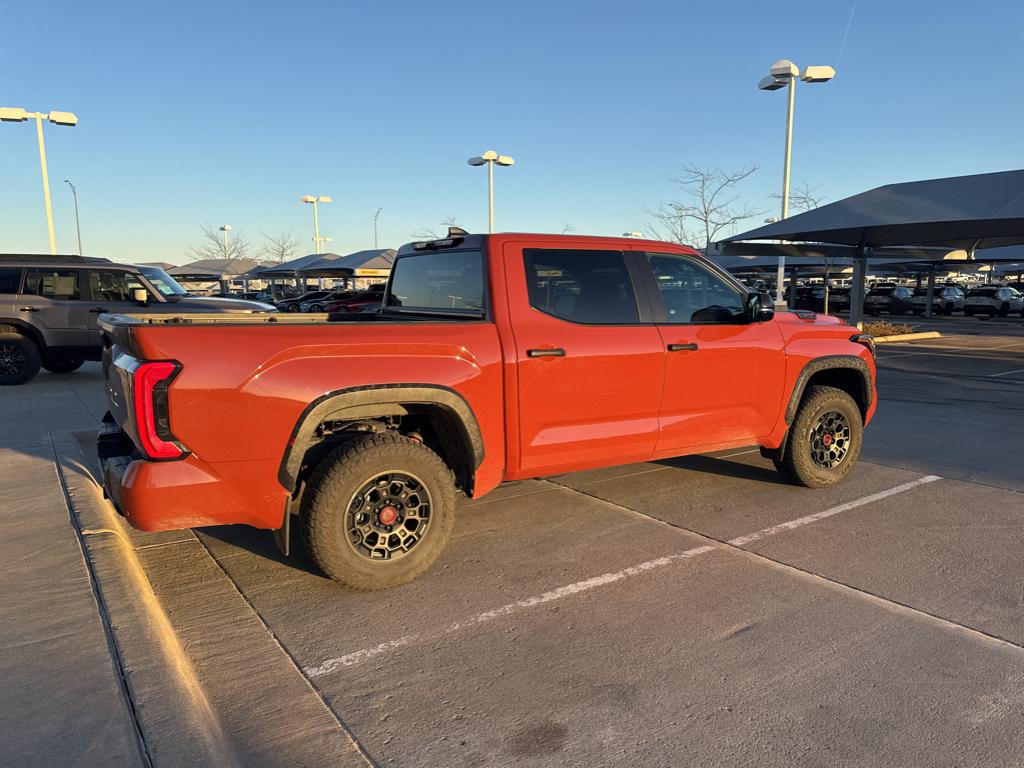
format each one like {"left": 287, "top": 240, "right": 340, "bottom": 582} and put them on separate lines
{"left": 468, "top": 156, "right": 487, "bottom": 166}
{"left": 47, "top": 111, "right": 78, "bottom": 126}
{"left": 301, "top": 195, "right": 316, "bottom": 203}
{"left": 770, "top": 59, "right": 800, "bottom": 79}
{"left": 495, "top": 155, "right": 515, "bottom": 167}
{"left": 317, "top": 196, "right": 333, "bottom": 204}
{"left": 0, "top": 107, "right": 30, "bottom": 122}
{"left": 800, "top": 65, "right": 836, "bottom": 83}
{"left": 622, "top": 232, "right": 644, "bottom": 238}
{"left": 220, "top": 224, "right": 232, "bottom": 232}
{"left": 758, "top": 75, "right": 789, "bottom": 91}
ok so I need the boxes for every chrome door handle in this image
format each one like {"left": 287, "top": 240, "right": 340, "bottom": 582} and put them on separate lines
{"left": 667, "top": 343, "right": 698, "bottom": 351}
{"left": 527, "top": 348, "right": 566, "bottom": 358}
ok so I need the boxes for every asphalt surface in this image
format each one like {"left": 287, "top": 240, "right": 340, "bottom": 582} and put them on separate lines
{"left": 5, "top": 322, "right": 1024, "bottom": 767}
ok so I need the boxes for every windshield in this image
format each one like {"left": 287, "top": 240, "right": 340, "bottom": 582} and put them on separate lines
{"left": 139, "top": 266, "right": 189, "bottom": 296}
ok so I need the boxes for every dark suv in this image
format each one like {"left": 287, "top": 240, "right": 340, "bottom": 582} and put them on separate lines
{"left": 0, "top": 255, "right": 274, "bottom": 385}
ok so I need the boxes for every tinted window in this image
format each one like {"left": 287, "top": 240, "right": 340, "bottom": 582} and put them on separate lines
{"left": 0, "top": 268, "right": 23, "bottom": 294}
{"left": 523, "top": 249, "right": 639, "bottom": 324}
{"left": 968, "top": 288, "right": 997, "bottom": 297}
{"left": 24, "top": 269, "right": 81, "bottom": 300}
{"left": 647, "top": 253, "right": 745, "bottom": 323}
{"left": 90, "top": 270, "right": 143, "bottom": 302}
{"left": 387, "top": 250, "right": 484, "bottom": 314}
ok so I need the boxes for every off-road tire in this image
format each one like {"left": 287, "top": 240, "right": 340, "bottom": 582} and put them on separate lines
{"left": 301, "top": 432, "right": 456, "bottom": 589}
{"left": 42, "top": 359, "right": 84, "bottom": 374}
{"left": 774, "top": 385, "right": 863, "bottom": 488}
{"left": 0, "top": 333, "right": 42, "bottom": 385}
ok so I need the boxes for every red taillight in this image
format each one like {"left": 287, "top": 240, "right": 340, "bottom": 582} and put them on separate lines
{"left": 133, "top": 361, "right": 185, "bottom": 460}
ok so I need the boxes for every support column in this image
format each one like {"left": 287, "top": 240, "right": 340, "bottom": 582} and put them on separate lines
{"left": 850, "top": 251, "right": 867, "bottom": 329}
{"left": 924, "top": 272, "right": 935, "bottom": 319}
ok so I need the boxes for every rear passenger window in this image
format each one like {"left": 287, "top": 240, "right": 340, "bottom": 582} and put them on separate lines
{"left": 523, "top": 249, "right": 639, "bottom": 324}
{"left": 0, "top": 268, "right": 23, "bottom": 294}
{"left": 24, "top": 269, "right": 81, "bottom": 300}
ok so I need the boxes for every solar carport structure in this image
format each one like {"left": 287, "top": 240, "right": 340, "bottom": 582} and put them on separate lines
{"left": 717, "top": 169, "right": 1024, "bottom": 326}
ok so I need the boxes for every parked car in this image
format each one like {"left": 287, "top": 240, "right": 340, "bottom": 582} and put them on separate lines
{"left": 963, "top": 286, "right": 1024, "bottom": 317}
{"left": 865, "top": 285, "right": 914, "bottom": 315}
{"left": 97, "top": 231, "right": 877, "bottom": 590}
{"left": 827, "top": 287, "right": 851, "bottom": 313}
{"left": 324, "top": 289, "right": 386, "bottom": 314}
{"left": 277, "top": 290, "right": 332, "bottom": 313}
{"left": 301, "top": 290, "right": 358, "bottom": 312}
{"left": 911, "top": 285, "right": 965, "bottom": 315}
{"left": 0, "top": 255, "right": 274, "bottom": 385}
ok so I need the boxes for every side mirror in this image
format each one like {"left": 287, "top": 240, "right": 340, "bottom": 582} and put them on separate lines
{"left": 132, "top": 288, "right": 149, "bottom": 306}
{"left": 748, "top": 292, "right": 774, "bottom": 323}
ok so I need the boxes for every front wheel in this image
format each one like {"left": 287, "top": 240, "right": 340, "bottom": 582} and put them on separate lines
{"left": 308, "top": 303, "right": 323, "bottom": 312}
{"left": 301, "top": 433, "right": 456, "bottom": 589}
{"left": 42, "top": 359, "right": 84, "bottom": 374}
{"left": 774, "top": 385, "right": 863, "bottom": 488}
{"left": 286, "top": 304, "right": 300, "bottom": 313}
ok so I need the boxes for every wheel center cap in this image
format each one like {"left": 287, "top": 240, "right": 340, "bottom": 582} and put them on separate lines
{"left": 822, "top": 433, "right": 833, "bottom": 446}
{"left": 378, "top": 506, "right": 398, "bottom": 526}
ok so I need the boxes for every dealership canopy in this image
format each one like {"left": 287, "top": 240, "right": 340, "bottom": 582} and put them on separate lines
{"left": 297, "top": 249, "right": 396, "bottom": 277}
{"left": 167, "top": 258, "right": 266, "bottom": 281}
{"left": 720, "top": 169, "right": 1024, "bottom": 252}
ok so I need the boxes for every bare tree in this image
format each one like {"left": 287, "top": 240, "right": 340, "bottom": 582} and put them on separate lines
{"left": 770, "top": 180, "right": 826, "bottom": 213}
{"left": 559, "top": 223, "right": 577, "bottom": 234}
{"left": 410, "top": 215, "right": 461, "bottom": 240}
{"left": 645, "top": 164, "right": 765, "bottom": 248}
{"left": 187, "top": 223, "right": 253, "bottom": 261}
{"left": 259, "top": 229, "right": 299, "bottom": 263}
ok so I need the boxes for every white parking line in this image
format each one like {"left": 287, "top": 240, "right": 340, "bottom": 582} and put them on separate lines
{"left": 989, "top": 368, "right": 1024, "bottom": 378}
{"left": 305, "top": 473, "right": 942, "bottom": 678}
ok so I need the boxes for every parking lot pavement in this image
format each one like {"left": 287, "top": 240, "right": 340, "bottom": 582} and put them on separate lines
{"left": 0, "top": 364, "right": 145, "bottom": 767}
{"left": 8, "top": 330, "right": 1024, "bottom": 766}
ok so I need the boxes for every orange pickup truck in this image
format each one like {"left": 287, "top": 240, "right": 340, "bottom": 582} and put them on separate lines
{"left": 97, "top": 232, "right": 876, "bottom": 589}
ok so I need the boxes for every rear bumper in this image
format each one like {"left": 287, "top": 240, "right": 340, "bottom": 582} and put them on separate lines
{"left": 98, "top": 422, "right": 289, "bottom": 532}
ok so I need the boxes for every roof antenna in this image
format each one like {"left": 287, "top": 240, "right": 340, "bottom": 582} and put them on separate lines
{"left": 448, "top": 226, "right": 469, "bottom": 237}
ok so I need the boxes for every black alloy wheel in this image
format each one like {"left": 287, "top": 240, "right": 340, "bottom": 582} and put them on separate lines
{"left": 0, "top": 341, "right": 26, "bottom": 378}
{"left": 808, "top": 410, "right": 851, "bottom": 469}
{"left": 345, "top": 472, "right": 433, "bottom": 562}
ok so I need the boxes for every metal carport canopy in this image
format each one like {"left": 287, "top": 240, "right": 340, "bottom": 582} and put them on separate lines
{"left": 716, "top": 168, "right": 1024, "bottom": 325}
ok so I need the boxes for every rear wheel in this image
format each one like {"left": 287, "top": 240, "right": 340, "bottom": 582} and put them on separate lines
{"left": 301, "top": 433, "right": 456, "bottom": 589}
{"left": 774, "top": 385, "right": 863, "bottom": 488}
{"left": 0, "top": 333, "right": 42, "bottom": 385}
{"left": 309, "top": 303, "right": 323, "bottom": 312}
{"left": 42, "top": 359, "right": 84, "bottom": 374}
{"left": 286, "top": 304, "right": 300, "bottom": 312}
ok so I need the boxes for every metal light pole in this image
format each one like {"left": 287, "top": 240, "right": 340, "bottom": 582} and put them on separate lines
{"left": 302, "top": 195, "right": 332, "bottom": 254}
{"left": 374, "top": 207, "right": 382, "bottom": 249}
{"left": 219, "top": 224, "right": 232, "bottom": 255}
{"left": 0, "top": 107, "right": 78, "bottom": 255}
{"left": 758, "top": 62, "right": 835, "bottom": 309}
{"left": 468, "top": 150, "right": 515, "bottom": 233}
{"left": 64, "top": 179, "right": 82, "bottom": 255}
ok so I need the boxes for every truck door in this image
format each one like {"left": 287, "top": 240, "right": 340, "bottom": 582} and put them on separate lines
{"left": 84, "top": 268, "right": 147, "bottom": 345}
{"left": 636, "top": 250, "right": 786, "bottom": 453}
{"left": 504, "top": 244, "right": 665, "bottom": 473}
{"left": 20, "top": 268, "right": 91, "bottom": 349}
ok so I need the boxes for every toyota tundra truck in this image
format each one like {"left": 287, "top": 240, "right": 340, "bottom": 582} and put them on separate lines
{"left": 97, "top": 232, "right": 876, "bottom": 589}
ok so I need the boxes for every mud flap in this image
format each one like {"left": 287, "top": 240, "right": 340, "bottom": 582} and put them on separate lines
{"left": 273, "top": 501, "right": 291, "bottom": 557}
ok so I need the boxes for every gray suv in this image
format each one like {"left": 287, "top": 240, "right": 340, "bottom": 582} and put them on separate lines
{"left": 0, "top": 254, "right": 274, "bottom": 385}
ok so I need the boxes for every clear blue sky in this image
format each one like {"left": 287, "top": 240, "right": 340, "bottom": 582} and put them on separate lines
{"left": 2, "top": 0, "right": 1021, "bottom": 264}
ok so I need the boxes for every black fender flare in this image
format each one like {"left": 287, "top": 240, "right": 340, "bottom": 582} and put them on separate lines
{"left": 784, "top": 355, "right": 873, "bottom": 425}
{"left": 0, "top": 318, "right": 45, "bottom": 350}
{"left": 278, "top": 383, "right": 485, "bottom": 493}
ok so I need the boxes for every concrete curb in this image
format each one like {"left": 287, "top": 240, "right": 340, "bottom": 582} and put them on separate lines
{"left": 53, "top": 430, "right": 373, "bottom": 768}
{"left": 873, "top": 331, "right": 942, "bottom": 343}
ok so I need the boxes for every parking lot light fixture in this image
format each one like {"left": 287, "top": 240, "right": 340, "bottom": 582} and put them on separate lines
{"left": 758, "top": 61, "right": 834, "bottom": 309}
{"left": 1, "top": 107, "right": 79, "bottom": 255}
{"left": 468, "top": 150, "right": 515, "bottom": 233}
{"left": 219, "top": 224, "right": 232, "bottom": 253}
{"left": 64, "top": 179, "right": 82, "bottom": 255}
{"left": 302, "top": 195, "right": 332, "bottom": 254}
